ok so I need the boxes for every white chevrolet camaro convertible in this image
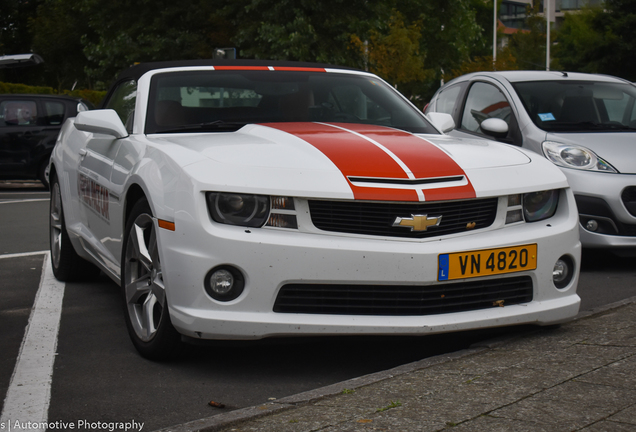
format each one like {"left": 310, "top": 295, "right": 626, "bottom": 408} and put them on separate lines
{"left": 49, "top": 60, "right": 581, "bottom": 360}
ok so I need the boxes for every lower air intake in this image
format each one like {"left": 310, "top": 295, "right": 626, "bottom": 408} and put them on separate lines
{"left": 274, "top": 276, "right": 533, "bottom": 316}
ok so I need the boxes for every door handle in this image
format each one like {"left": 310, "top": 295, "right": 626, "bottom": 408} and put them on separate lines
{"left": 79, "top": 148, "right": 87, "bottom": 159}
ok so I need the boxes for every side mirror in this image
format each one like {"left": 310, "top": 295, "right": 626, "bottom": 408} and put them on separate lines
{"left": 74, "top": 109, "right": 128, "bottom": 138}
{"left": 426, "top": 112, "right": 455, "bottom": 133}
{"left": 480, "top": 118, "right": 508, "bottom": 140}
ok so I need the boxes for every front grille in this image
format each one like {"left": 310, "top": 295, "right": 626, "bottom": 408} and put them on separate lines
{"left": 274, "top": 276, "right": 533, "bottom": 316}
{"left": 308, "top": 198, "right": 498, "bottom": 238}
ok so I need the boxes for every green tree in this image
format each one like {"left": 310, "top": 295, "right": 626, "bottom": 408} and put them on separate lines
{"left": 78, "top": 0, "right": 234, "bottom": 86}
{"left": 351, "top": 12, "right": 429, "bottom": 87}
{"left": 0, "top": 0, "right": 41, "bottom": 84}
{"left": 507, "top": 2, "right": 549, "bottom": 70}
{"left": 29, "top": 0, "right": 92, "bottom": 90}
{"left": 551, "top": 6, "right": 604, "bottom": 73}
{"left": 0, "top": 0, "right": 37, "bottom": 55}
{"left": 447, "top": 48, "right": 518, "bottom": 80}
{"left": 468, "top": 0, "right": 499, "bottom": 58}
{"left": 222, "top": 0, "right": 391, "bottom": 67}
{"left": 601, "top": 0, "right": 636, "bottom": 80}
{"left": 554, "top": 0, "right": 636, "bottom": 81}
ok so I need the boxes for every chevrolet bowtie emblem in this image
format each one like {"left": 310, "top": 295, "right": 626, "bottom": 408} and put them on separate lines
{"left": 393, "top": 214, "right": 442, "bottom": 232}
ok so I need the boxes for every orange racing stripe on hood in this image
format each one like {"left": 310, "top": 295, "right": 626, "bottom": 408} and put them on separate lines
{"left": 337, "top": 123, "right": 476, "bottom": 201}
{"left": 261, "top": 122, "right": 475, "bottom": 202}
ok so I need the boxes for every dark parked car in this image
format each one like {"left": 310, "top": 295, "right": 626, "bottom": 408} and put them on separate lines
{"left": 0, "top": 94, "right": 92, "bottom": 188}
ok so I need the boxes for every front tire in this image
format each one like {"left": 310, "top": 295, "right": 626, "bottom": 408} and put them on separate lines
{"left": 49, "top": 173, "right": 100, "bottom": 281}
{"left": 121, "top": 199, "right": 180, "bottom": 361}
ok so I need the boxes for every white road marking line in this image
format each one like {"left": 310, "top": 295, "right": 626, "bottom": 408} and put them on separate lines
{"left": 0, "top": 251, "right": 48, "bottom": 260}
{"left": 0, "top": 199, "right": 50, "bottom": 205}
{"left": 0, "top": 252, "right": 64, "bottom": 431}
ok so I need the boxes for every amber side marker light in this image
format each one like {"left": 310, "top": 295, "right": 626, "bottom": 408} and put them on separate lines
{"left": 158, "top": 219, "right": 176, "bottom": 231}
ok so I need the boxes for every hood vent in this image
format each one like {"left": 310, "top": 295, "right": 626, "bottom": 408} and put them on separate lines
{"left": 348, "top": 176, "right": 465, "bottom": 186}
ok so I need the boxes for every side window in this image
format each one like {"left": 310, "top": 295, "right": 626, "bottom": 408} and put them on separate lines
{"left": 104, "top": 80, "right": 137, "bottom": 132}
{"left": 0, "top": 100, "right": 38, "bottom": 126}
{"left": 434, "top": 85, "right": 461, "bottom": 115}
{"left": 43, "top": 101, "right": 65, "bottom": 125}
{"left": 461, "top": 82, "right": 511, "bottom": 133}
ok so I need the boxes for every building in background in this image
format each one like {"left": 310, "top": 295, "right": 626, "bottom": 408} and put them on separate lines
{"left": 500, "top": 0, "right": 604, "bottom": 30}
{"left": 496, "top": 0, "right": 604, "bottom": 49}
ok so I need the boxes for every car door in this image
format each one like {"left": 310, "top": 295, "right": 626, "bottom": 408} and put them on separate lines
{"left": 451, "top": 80, "right": 523, "bottom": 146}
{"left": 77, "top": 80, "right": 137, "bottom": 273}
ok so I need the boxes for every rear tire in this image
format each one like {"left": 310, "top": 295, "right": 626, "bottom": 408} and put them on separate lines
{"left": 39, "top": 160, "right": 50, "bottom": 190}
{"left": 49, "top": 173, "right": 100, "bottom": 281}
{"left": 121, "top": 199, "right": 181, "bottom": 361}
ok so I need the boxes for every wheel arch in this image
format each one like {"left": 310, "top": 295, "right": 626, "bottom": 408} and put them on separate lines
{"left": 48, "top": 160, "right": 59, "bottom": 182}
{"left": 124, "top": 183, "right": 148, "bottom": 228}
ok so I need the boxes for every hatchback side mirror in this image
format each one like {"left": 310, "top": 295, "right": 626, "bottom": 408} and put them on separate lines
{"left": 480, "top": 118, "right": 508, "bottom": 140}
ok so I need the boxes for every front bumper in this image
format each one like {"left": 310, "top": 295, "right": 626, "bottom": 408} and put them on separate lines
{"left": 159, "top": 191, "right": 581, "bottom": 340}
{"left": 562, "top": 169, "right": 636, "bottom": 249}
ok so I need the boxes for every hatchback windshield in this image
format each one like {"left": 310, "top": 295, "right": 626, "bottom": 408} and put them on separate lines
{"left": 145, "top": 70, "right": 437, "bottom": 134}
{"left": 512, "top": 80, "right": 636, "bottom": 132}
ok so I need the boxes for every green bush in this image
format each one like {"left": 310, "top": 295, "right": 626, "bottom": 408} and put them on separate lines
{"left": 0, "top": 82, "right": 106, "bottom": 106}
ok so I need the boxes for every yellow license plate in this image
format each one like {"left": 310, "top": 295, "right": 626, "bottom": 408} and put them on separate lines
{"left": 438, "top": 244, "right": 537, "bottom": 281}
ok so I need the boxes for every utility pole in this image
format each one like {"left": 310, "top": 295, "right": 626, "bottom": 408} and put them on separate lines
{"left": 546, "top": 0, "right": 550, "bottom": 71}
{"left": 493, "top": 0, "right": 498, "bottom": 67}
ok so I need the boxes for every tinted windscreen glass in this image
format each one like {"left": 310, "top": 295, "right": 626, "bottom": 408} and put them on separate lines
{"left": 145, "top": 70, "right": 437, "bottom": 134}
{"left": 512, "top": 80, "right": 636, "bottom": 132}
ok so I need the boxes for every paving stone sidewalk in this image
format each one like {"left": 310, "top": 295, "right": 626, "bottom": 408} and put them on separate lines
{"left": 159, "top": 297, "right": 636, "bottom": 432}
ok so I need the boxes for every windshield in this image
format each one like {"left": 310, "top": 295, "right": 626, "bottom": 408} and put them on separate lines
{"left": 512, "top": 80, "right": 636, "bottom": 133}
{"left": 145, "top": 70, "right": 437, "bottom": 134}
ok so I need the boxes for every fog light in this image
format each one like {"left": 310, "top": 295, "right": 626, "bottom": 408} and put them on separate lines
{"left": 586, "top": 219, "right": 599, "bottom": 231}
{"left": 209, "top": 270, "right": 234, "bottom": 295}
{"left": 204, "top": 266, "right": 245, "bottom": 301}
{"left": 553, "top": 256, "right": 574, "bottom": 289}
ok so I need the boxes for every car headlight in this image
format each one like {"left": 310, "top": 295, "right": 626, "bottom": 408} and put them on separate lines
{"left": 523, "top": 190, "right": 559, "bottom": 222}
{"left": 206, "top": 192, "right": 270, "bottom": 227}
{"left": 542, "top": 141, "right": 617, "bottom": 173}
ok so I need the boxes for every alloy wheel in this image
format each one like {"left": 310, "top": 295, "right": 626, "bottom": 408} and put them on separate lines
{"left": 124, "top": 213, "right": 166, "bottom": 342}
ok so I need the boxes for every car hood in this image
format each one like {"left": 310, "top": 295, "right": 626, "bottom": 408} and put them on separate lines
{"left": 547, "top": 132, "right": 636, "bottom": 174}
{"left": 149, "top": 123, "right": 560, "bottom": 201}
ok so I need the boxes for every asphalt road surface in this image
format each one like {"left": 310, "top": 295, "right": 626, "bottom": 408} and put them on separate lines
{"left": 1, "top": 180, "right": 635, "bottom": 431}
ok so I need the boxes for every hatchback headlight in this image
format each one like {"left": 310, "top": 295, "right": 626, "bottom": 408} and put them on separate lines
{"left": 524, "top": 190, "right": 559, "bottom": 222}
{"left": 542, "top": 141, "right": 617, "bottom": 173}
{"left": 206, "top": 192, "right": 270, "bottom": 227}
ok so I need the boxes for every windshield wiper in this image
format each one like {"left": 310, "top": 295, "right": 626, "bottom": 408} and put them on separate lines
{"left": 593, "top": 123, "right": 636, "bottom": 131}
{"left": 546, "top": 121, "right": 636, "bottom": 132}
{"left": 154, "top": 120, "right": 247, "bottom": 134}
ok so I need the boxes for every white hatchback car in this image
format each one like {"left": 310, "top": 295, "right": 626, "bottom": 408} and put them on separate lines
{"left": 426, "top": 71, "right": 636, "bottom": 253}
{"left": 49, "top": 61, "right": 580, "bottom": 360}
